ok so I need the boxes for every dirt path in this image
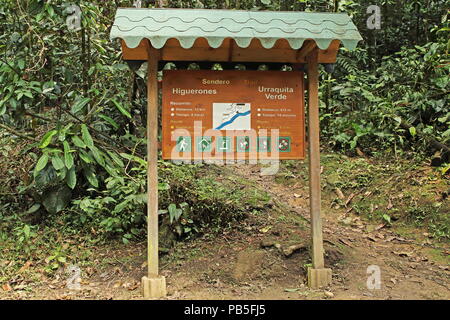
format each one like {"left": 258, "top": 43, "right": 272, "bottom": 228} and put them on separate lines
{"left": 1, "top": 163, "right": 449, "bottom": 300}
{"left": 160, "top": 166, "right": 450, "bottom": 299}
{"left": 160, "top": 164, "right": 449, "bottom": 300}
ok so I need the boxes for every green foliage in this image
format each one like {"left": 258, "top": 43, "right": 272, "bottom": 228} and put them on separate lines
{"left": 318, "top": 154, "right": 450, "bottom": 240}
{"left": 0, "top": 0, "right": 140, "bottom": 217}
{"left": 12, "top": 223, "right": 38, "bottom": 257}
{"left": 323, "top": 39, "right": 449, "bottom": 155}
{"left": 71, "top": 153, "right": 148, "bottom": 242}
{"left": 406, "top": 204, "right": 449, "bottom": 240}
{"left": 160, "top": 202, "right": 197, "bottom": 238}
{"left": 27, "top": 122, "right": 125, "bottom": 214}
{"left": 68, "top": 155, "right": 268, "bottom": 242}
{"left": 44, "top": 246, "right": 69, "bottom": 272}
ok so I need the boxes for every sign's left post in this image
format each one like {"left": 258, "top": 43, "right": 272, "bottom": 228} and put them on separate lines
{"left": 142, "top": 43, "right": 167, "bottom": 298}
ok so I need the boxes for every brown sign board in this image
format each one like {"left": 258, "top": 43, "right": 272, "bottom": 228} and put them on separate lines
{"left": 162, "top": 70, "right": 305, "bottom": 160}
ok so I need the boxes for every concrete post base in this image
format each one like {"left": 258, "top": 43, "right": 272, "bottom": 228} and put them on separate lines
{"left": 142, "top": 275, "right": 167, "bottom": 299}
{"left": 308, "top": 267, "right": 332, "bottom": 289}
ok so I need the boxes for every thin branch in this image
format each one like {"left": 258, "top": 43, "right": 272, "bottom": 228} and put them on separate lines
{"left": 0, "top": 57, "right": 21, "bottom": 77}
{"left": 0, "top": 123, "right": 39, "bottom": 142}
{"left": 25, "top": 111, "right": 52, "bottom": 122}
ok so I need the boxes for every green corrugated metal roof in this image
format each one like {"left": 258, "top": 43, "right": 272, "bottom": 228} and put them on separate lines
{"left": 110, "top": 8, "right": 362, "bottom": 51}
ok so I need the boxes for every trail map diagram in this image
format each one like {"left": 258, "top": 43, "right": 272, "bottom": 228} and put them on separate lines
{"left": 213, "top": 103, "right": 251, "bottom": 130}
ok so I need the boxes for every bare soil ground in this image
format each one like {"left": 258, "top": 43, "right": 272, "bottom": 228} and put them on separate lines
{"left": 1, "top": 161, "right": 449, "bottom": 300}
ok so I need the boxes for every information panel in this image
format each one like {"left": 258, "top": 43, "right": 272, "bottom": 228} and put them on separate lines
{"left": 162, "top": 70, "right": 305, "bottom": 160}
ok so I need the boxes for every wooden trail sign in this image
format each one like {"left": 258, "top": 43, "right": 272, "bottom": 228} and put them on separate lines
{"left": 111, "top": 7, "right": 362, "bottom": 298}
{"left": 162, "top": 70, "right": 305, "bottom": 161}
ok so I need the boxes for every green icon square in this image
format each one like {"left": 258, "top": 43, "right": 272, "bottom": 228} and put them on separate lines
{"left": 175, "top": 136, "right": 191, "bottom": 152}
{"left": 216, "top": 137, "right": 233, "bottom": 153}
{"left": 277, "top": 137, "right": 291, "bottom": 152}
{"left": 257, "top": 137, "right": 271, "bottom": 152}
{"left": 196, "top": 136, "right": 212, "bottom": 152}
{"left": 236, "top": 136, "right": 251, "bottom": 153}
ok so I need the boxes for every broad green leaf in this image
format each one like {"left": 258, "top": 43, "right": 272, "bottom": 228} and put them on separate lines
{"left": 9, "top": 98, "right": 17, "bottom": 110}
{"left": 104, "top": 165, "right": 116, "bottom": 177}
{"left": 112, "top": 99, "right": 131, "bottom": 119}
{"left": 39, "top": 130, "right": 57, "bottom": 149}
{"left": 81, "top": 124, "right": 94, "bottom": 148}
{"left": 23, "top": 91, "right": 33, "bottom": 99}
{"left": 67, "top": 167, "right": 77, "bottom": 189}
{"left": 114, "top": 200, "right": 129, "bottom": 213}
{"left": 63, "top": 141, "right": 74, "bottom": 169}
{"left": 71, "top": 97, "right": 90, "bottom": 114}
{"left": 84, "top": 169, "right": 99, "bottom": 188}
{"left": 0, "top": 101, "right": 6, "bottom": 115}
{"left": 35, "top": 154, "right": 49, "bottom": 174}
{"left": 90, "top": 146, "right": 105, "bottom": 167}
{"left": 25, "top": 204, "right": 41, "bottom": 215}
{"left": 107, "top": 151, "right": 124, "bottom": 167}
{"left": 409, "top": 127, "right": 417, "bottom": 137}
{"left": 79, "top": 150, "right": 93, "bottom": 164}
{"left": 120, "top": 153, "right": 146, "bottom": 167}
{"left": 51, "top": 155, "right": 65, "bottom": 171}
{"left": 72, "top": 136, "right": 86, "bottom": 149}
{"left": 98, "top": 114, "right": 119, "bottom": 130}
{"left": 168, "top": 204, "right": 182, "bottom": 224}
{"left": 23, "top": 224, "right": 30, "bottom": 238}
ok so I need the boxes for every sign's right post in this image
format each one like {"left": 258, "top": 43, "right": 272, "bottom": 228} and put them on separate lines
{"left": 306, "top": 49, "right": 332, "bottom": 289}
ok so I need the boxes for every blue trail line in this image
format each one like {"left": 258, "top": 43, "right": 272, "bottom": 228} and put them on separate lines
{"left": 215, "top": 111, "right": 251, "bottom": 130}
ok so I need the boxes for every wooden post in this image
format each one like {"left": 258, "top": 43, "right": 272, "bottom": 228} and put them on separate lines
{"left": 306, "top": 49, "right": 332, "bottom": 289}
{"left": 147, "top": 45, "right": 160, "bottom": 277}
{"left": 141, "top": 43, "right": 167, "bottom": 298}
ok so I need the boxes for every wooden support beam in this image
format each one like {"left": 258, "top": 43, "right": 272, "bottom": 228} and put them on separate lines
{"left": 307, "top": 49, "right": 324, "bottom": 269}
{"left": 227, "top": 38, "right": 234, "bottom": 62}
{"left": 297, "top": 40, "right": 317, "bottom": 61}
{"left": 121, "top": 39, "right": 340, "bottom": 64}
{"left": 306, "top": 48, "right": 332, "bottom": 288}
{"left": 142, "top": 42, "right": 166, "bottom": 298}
